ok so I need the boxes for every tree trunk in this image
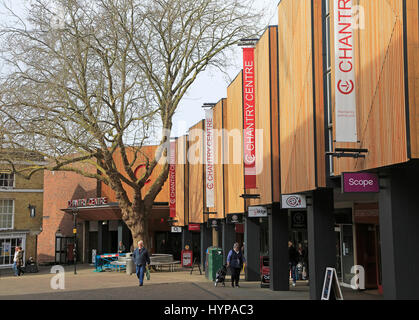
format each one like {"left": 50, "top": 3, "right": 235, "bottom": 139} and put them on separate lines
{"left": 121, "top": 203, "right": 152, "bottom": 251}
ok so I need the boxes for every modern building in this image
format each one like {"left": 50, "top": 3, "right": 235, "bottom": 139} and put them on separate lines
{"left": 38, "top": 146, "right": 174, "bottom": 265}
{"left": 0, "top": 150, "right": 45, "bottom": 269}
{"left": 276, "top": 0, "right": 419, "bottom": 299}
{"left": 171, "top": 0, "right": 419, "bottom": 300}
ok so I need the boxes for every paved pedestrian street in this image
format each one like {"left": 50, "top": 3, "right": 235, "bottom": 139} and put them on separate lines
{"left": 0, "top": 265, "right": 381, "bottom": 300}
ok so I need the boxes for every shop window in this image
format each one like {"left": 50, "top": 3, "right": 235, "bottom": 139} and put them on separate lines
{"left": 0, "top": 237, "right": 23, "bottom": 266}
{"left": 0, "top": 172, "right": 15, "bottom": 189}
{"left": 0, "top": 199, "right": 14, "bottom": 230}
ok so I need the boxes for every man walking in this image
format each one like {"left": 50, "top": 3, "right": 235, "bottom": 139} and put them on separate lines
{"left": 227, "top": 243, "right": 246, "bottom": 288}
{"left": 132, "top": 240, "right": 150, "bottom": 286}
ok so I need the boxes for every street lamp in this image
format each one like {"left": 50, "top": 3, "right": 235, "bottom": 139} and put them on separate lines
{"left": 71, "top": 208, "right": 79, "bottom": 275}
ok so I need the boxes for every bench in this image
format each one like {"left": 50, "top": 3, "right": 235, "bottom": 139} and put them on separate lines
{"left": 149, "top": 254, "right": 180, "bottom": 272}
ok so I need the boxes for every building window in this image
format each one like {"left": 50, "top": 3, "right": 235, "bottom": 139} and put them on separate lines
{"left": 323, "top": 0, "right": 334, "bottom": 175}
{"left": 0, "top": 236, "right": 24, "bottom": 267}
{"left": 0, "top": 172, "right": 15, "bottom": 189}
{"left": 0, "top": 199, "right": 14, "bottom": 230}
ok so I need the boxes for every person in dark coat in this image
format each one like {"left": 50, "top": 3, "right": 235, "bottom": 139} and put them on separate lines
{"left": 227, "top": 242, "right": 246, "bottom": 288}
{"left": 118, "top": 241, "right": 126, "bottom": 254}
{"left": 132, "top": 240, "right": 150, "bottom": 286}
{"left": 288, "top": 241, "right": 298, "bottom": 286}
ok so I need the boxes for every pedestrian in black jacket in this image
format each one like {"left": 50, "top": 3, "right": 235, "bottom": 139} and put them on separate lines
{"left": 288, "top": 241, "right": 298, "bottom": 287}
{"left": 227, "top": 243, "right": 246, "bottom": 288}
{"left": 132, "top": 241, "right": 150, "bottom": 286}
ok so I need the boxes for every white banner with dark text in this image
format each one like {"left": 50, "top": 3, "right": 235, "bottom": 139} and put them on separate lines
{"left": 334, "top": 0, "right": 357, "bottom": 142}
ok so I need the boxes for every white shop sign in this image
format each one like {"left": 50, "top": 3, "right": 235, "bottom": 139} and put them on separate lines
{"left": 281, "top": 194, "right": 307, "bottom": 209}
{"left": 248, "top": 206, "right": 268, "bottom": 218}
{"left": 171, "top": 226, "right": 182, "bottom": 233}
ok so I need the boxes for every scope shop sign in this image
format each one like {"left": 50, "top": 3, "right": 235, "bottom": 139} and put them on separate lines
{"left": 342, "top": 172, "right": 379, "bottom": 193}
{"left": 281, "top": 194, "right": 307, "bottom": 209}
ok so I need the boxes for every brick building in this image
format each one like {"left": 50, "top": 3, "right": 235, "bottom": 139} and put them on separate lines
{"left": 38, "top": 146, "right": 173, "bottom": 265}
{"left": 37, "top": 167, "right": 97, "bottom": 265}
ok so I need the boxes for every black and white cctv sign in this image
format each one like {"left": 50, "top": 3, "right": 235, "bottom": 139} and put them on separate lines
{"left": 281, "top": 194, "right": 307, "bottom": 209}
{"left": 248, "top": 206, "right": 268, "bottom": 218}
{"left": 171, "top": 227, "right": 182, "bottom": 233}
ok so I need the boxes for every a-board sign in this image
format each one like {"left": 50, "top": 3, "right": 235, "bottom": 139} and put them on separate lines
{"left": 321, "top": 267, "right": 344, "bottom": 300}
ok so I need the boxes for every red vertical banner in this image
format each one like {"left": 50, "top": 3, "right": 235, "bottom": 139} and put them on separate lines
{"left": 243, "top": 47, "right": 256, "bottom": 189}
{"left": 169, "top": 141, "right": 176, "bottom": 218}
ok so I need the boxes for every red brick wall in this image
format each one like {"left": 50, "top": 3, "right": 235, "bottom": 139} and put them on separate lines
{"left": 37, "top": 169, "right": 97, "bottom": 264}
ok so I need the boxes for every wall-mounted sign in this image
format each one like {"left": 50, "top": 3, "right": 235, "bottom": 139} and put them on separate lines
{"left": 226, "top": 213, "right": 243, "bottom": 224}
{"left": 243, "top": 47, "right": 256, "bottom": 189}
{"left": 248, "top": 206, "right": 268, "bottom": 218}
{"left": 334, "top": 0, "right": 357, "bottom": 143}
{"left": 291, "top": 211, "right": 307, "bottom": 229}
{"left": 208, "top": 219, "right": 219, "bottom": 228}
{"left": 205, "top": 109, "right": 215, "bottom": 208}
{"left": 281, "top": 195, "right": 307, "bottom": 209}
{"left": 169, "top": 141, "right": 176, "bottom": 218}
{"left": 68, "top": 197, "right": 108, "bottom": 208}
{"left": 342, "top": 173, "right": 379, "bottom": 193}
{"left": 188, "top": 224, "right": 201, "bottom": 232}
{"left": 171, "top": 226, "right": 182, "bottom": 233}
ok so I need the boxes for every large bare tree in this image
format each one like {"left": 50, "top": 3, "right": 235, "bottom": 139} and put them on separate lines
{"left": 0, "top": 0, "right": 263, "bottom": 247}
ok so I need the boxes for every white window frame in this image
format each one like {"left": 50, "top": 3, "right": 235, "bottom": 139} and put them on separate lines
{"left": 0, "top": 233, "right": 26, "bottom": 268}
{"left": 0, "top": 199, "right": 15, "bottom": 230}
{"left": 0, "top": 172, "right": 15, "bottom": 189}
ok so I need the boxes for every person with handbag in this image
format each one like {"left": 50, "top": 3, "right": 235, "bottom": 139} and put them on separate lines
{"left": 132, "top": 240, "right": 150, "bottom": 286}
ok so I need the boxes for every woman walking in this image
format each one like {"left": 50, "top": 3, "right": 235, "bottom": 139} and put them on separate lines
{"left": 13, "top": 247, "right": 24, "bottom": 276}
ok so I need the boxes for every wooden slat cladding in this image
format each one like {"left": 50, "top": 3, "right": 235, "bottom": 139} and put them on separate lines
{"left": 224, "top": 72, "right": 245, "bottom": 214}
{"left": 406, "top": 0, "right": 419, "bottom": 159}
{"left": 278, "top": 0, "right": 317, "bottom": 194}
{"left": 210, "top": 99, "right": 226, "bottom": 219}
{"left": 188, "top": 120, "right": 205, "bottom": 223}
{"left": 101, "top": 146, "right": 169, "bottom": 203}
{"left": 332, "top": 0, "right": 408, "bottom": 174}
{"left": 247, "top": 26, "right": 281, "bottom": 207}
{"left": 313, "top": 0, "right": 326, "bottom": 188}
{"left": 175, "top": 135, "right": 188, "bottom": 226}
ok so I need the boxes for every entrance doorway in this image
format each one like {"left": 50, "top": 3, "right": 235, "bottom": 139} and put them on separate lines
{"left": 191, "top": 232, "right": 201, "bottom": 263}
{"left": 356, "top": 224, "right": 379, "bottom": 289}
{"left": 335, "top": 224, "right": 355, "bottom": 284}
{"left": 353, "top": 203, "right": 382, "bottom": 290}
{"left": 155, "top": 231, "right": 182, "bottom": 260}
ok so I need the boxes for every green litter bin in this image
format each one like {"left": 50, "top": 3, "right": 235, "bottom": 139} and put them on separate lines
{"left": 206, "top": 247, "right": 223, "bottom": 281}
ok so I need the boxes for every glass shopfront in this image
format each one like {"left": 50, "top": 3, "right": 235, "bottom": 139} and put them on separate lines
{"left": 334, "top": 208, "right": 355, "bottom": 285}
{"left": 0, "top": 233, "right": 26, "bottom": 268}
